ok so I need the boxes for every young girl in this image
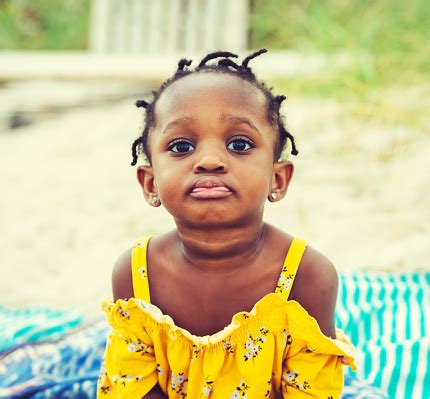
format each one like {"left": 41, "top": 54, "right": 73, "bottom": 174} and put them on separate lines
{"left": 97, "top": 49, "right": 356, "bottom": 399}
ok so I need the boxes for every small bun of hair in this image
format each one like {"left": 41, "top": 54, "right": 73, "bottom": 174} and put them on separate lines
{"left": 217, "top": 58, "right": 240, "bottom": 71}
{"left": 135, "top": 99, "right": 148, "bottom": 108}
{"left": 198, "top": 51, "right": 238, "bottom": 68}
{"left": 178, "top": 58, "right": 192, "bottom": 71}
{"left": 242, "top": 49, "right": 267, "bottom": 68}
{"left": 275, "top": 95, "right": 286, "bottom": 104}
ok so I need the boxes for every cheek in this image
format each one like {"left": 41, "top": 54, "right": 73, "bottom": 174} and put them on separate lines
{"left": 151, "top": 164, "right": 173, "bottom": 193}
{"left": 237, "top": 159, "right": 273, "bottom": 195}
{"left": 150, "top": 155, "right": 189, "bottom": 200}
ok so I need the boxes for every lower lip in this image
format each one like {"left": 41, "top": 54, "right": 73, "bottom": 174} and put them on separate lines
{"left": 190, "top": 187, "right": 232, "bottom": 199}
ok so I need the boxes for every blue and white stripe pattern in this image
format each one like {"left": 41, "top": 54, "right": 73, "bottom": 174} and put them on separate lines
{"left": 0, "top": 320, "right": 109, "bottom": 398}
{"left": 0, "top": 305, "right": 83, "bottom": 354}
{"left": 341, "top": 373, "right": 388, "bottom": 398}
{"left": 336, "top": 272, "right": 430, "bottom": 399}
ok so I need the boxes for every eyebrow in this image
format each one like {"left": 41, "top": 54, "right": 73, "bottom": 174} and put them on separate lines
{"left": 161, "top": 114, "right": 261, "bottom": 135}
{"left": 162, "top": 117, "right": 196, "bottom": 135}
{"left": 221, "top": 114, "right": 261, "bottom": 135}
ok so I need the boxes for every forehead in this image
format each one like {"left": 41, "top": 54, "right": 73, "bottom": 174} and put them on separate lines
{"left": 153, "top": 72, "right": 269, "bottom": 127}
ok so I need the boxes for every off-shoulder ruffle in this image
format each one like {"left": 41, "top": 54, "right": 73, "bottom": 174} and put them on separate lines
{"left": 102, "top": 292, "right": 356, "bottom": 369}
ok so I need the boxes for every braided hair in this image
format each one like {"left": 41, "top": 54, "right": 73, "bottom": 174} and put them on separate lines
{"left": 131, "top": 49, "right": 298, "bottom": 166}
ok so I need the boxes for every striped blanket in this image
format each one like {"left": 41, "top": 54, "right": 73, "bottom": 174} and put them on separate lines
{"left": 0, "top": 272, "right": 428, "bottom": 398}
{"left": 336, "top": 272, "right": 430, "bottom": 399}
{"left": 0, "top": 320, "right": 107, "bottom": 398}
{"left": 0, "top": 305, "right": 83, "bottom": 354}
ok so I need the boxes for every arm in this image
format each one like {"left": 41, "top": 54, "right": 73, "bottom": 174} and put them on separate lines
{"left": 290, "top": 246, "right": 338, "bottom": 337}
{"left": 112, "top": 248, "right": 134, "bottom": 301}
{"left": 102, "top": 250, "right": 167, "bottom": 398}
{"left": 280, "top": 249, "right": 352, "bottom": 398}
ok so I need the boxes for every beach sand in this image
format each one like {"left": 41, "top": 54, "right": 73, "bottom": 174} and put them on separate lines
{"left": 1, "top": 81, "right": 428, "bottom": 319}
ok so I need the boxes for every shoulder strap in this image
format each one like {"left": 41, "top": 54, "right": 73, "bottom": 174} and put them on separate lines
{"left": 131, "top": 236, "right": 152, "bottom": 303}
{"left": 275, "top": 237, "right": 307, "bottom": 300}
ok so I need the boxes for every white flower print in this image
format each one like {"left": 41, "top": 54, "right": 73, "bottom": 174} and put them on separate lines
{"left": 283, "top": 370, "right": 298, "bottom": 384}
{"left": 97, "top": 360, "right": 111, "bottom": 395}
{"left": 222, "top": 338, "right": 235, "bottom": 354}
{"left": 127, "top": 342, "right": 138, "bottom": 352}
{"left": 243, "top": 327, "right": 269, "bottom": 361}
{"left": 111, "top": 372, "right": 142, "bottom": 387}
{"left": 276, "top": 273, "right": 292, "bottom": 292}
{"left": 171, "top": 371, "right": 188, "bottom": 397}
{"left": 282, "top": 329, "right": 292, "bottom": 348}
{"left": 283, "top": 370, "right": 311, "bottom": 391}
{"left": 138, "top": 266, "right": 146, "bottom": 278}
{"left": 231, "top": 379, "right": 250, "bottom": 398}
{"left": 156, "top": 364, "right": 164, "bottom": 375}
{"left": 124, "top": 337, "right": 152, "bottom": 356}
{"left": 202, "top": 377, "right": 214, "bottom": 397}
{"left": 117, "top": 306, "right": 130, "bottom": 319}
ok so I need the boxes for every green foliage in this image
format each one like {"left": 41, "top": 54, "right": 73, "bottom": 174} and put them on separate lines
{"left": 0, "top": 0, "right": 90, "bottom": 50}
{"left": 250, "top": 0, "right": 430, "bottom": 55}
{"left": 251, "top": 0, "right": 429, "bottom": 120}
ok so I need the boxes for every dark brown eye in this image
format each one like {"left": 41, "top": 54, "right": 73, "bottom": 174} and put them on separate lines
{"left": 168, "top": 141, "right": 195, "bottom": 153}
{"left": 227, "top": 138, "right": 253, "bottom": 152}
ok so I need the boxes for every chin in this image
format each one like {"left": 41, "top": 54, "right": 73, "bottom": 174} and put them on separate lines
{"left": 179, "top": 213, "right": 234, "bottom": 227}
{"left": 174, "top": 208, "right": 260, "bottom": 229}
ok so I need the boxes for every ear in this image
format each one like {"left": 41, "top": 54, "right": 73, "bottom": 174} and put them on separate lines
{"left": 136, "top": 165, "right": 161, "bottom": 207}
{"left": 268, "top": 161, "right": 294, "bottom": 202}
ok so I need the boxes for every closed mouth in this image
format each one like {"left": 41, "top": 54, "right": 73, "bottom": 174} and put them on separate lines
{"left": 189, "top": 177, "right": 233, "bottom": 199}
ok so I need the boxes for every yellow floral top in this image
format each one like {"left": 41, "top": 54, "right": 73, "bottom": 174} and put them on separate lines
{"left": 98, "top": 237, "right": 356, "bottom": 398}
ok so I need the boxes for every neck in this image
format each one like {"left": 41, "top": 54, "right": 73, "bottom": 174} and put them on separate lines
{"left": 174, "top": 220, "right": 268, "bottom": 274}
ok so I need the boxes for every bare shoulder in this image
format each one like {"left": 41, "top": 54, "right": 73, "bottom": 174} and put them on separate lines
{"left": 112, "top": 247, "right": 134, "bottom": 301}
{"left": 290, "top": 244, "right": 339, "bottom": 338}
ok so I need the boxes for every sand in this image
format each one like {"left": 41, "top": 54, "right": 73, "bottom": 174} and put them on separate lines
{"left": 1, "top": 80, "right": 429, "bottom": 320}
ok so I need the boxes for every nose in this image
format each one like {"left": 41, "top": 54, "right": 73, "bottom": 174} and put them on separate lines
{"left": 193, "top": 146, "right": 227, "bottom": 174}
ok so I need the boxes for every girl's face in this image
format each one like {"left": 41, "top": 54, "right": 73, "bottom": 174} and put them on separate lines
{"left": 139, "top": 72, "right": 292, "bottom": 227}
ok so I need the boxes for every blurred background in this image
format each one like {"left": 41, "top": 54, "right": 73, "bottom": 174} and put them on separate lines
{"left": 1, "top": 0, "right": 429, "bottom": 320}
